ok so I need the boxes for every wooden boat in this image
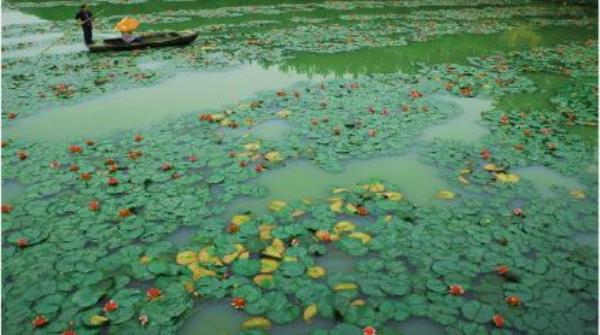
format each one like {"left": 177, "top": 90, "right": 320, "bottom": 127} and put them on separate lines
{"left": 88, "top": 30, "right": 198, "bottom": 52}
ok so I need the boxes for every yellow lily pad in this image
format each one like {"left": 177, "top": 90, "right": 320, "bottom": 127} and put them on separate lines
{"left": 259, "top": 224, "right": 275, "bottom": 240}
{"left": 198, "top": 247, "right": 223, "bottom": 266}
{"left": 458, "top": 176, "right": 470, "bottom": 184}
{"left": 345, "top": 203, "right": 357, "bottom": 213}
{"left": 292, "top": 210, "right": 306, "bottom": 218}
{"left": 484, "top": 163, "right": 503, "bottom": 171}
{"left": 265, "top": 151, "right": 284, "bottom": 162}
{"left": 334, "top": 221, "right": 356, "bottom": 234}
{"left": 329, "top": 198, "right": 343, "bottom": 213}
{"left": 382, "top": 192, "right": 402, "bottom": 201}
{"left": 333, "top": 283, "right": 358, "bottom": 291}
{"left": 351, "top": 299, "right": 365, "bottom": 306}
{"left": 262, "top": 239, "right": 285, "bottom": 259}
{"left": 495, "top": 172, "right": 520, "bottom": 183}
{"left": 243, "top": 142, "right": 260, "bottom": 151}
{"left": 88, "top": 315, "right": 109, "bottom": 326}
{"left": 176, "top": 251, "right": 198, "bottom": 265}
{"left": 570, "top": 190, "right": 586, "bottom": 199}
{"left": 231, "top": 214, "right": 251, "bottom": 226}
{"left": 260, "top": 259, "right": 280, "bottom": 273}
{"left": 242, "top": 317, "right": 272, "bottom": 330}
{"left": 188, "top": 264, "right": 217, "bottom": 280}
{"left": 267, "top": 200, "right": 287, "bottom": 212}
{"left": 459, "top": 168, "right": 472, "bottom": 174}
{"left": 303, "top": 304, "right": 318, "bottom": 322}
{"left": 436, "top": 190, "right": 456, "bottom": 200}
{"left": 348, "top": 232, "right": 372, "bottom": 244}
{"left": 276, "top": 109, "right": 290, "bottom": 118}
{"left": 364, "top": 182, "right": 385, "bottom": 193}
{"left": 307, "top": 266, "right": 326, "bottom": 279}
{"left": 331, "top": 188, "right": 347, "bottom": 194}
{"left": 253, "top": 274, "right": 274, "bottom": 287}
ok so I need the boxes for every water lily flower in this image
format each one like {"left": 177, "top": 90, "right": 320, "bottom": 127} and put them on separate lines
{"left": 496, "top": 265, "right": 510, "bottom": 275}
{"left": 138, "top": 314, "right": 149, "bottom": 326}
{"left": 332, "top": 127, "right": 341, "bottom": 135}
{"left": 161, "top": 163, "right": 172, "bottom": 171}
{"left": 134, "top": 134, "right": 144, "bottom": 142}
{"left": 16, "top": 150, "right": 28, "bottom": 160}
{"left": 108, "top": 164, "right": 118, "bottom": 173}
{"left": 62, "top": 329, "right": 77, "bottom": 335}
{"left": 356, "top": 206, "right": 368, "bottom": 216}
{"left": 146, "top": 287, "right": 162, "bottom": 300}
{"left": 231, "top": 297, "right": 246, "bottom": 309}
{"left": 540, "top": 128, "right": 551, "bottom": 135}
{"left": 226, "top": 223, "right": 240, "bottom": 234}
{"left": 107, "top": 177, "right": 119, "bottom": 186}
{"left": 32, "top": 315, "right": 48, "bottom": 328}
{"left": 512, "top": 208, "right": 523, "bottom": 216}
{"left": 239, "top": 161, "right": 248, "bottom": 167}
{"left": 368, "top": 106, "right": 376, "bottom": 114}
{"left": 103, "top": 299, "right": 118, "bottom": 312}
{"left": 546, "top": 142, "right": 557, "bottom": 150}
{"left": 85, "top": 139, "right": 95, "bottom": 146}
{"left": 492, "top": 314, "right": 505, "bottom": 327}
{"left": 448, "top": 284, "right": 465, "bottom": 296}
{"left": 119, "top": 208, "right": 132, "bottom": 218}
{"left": 500, "top": 115, "right": 509, "bottom": 125}
{"left": 505, "top": 295, "right": 521, "bottom": 306}
{"left": 128, "top": 150, "right": 143, "bottom": 160}
{"left": 460, "top": 87, "right": 473, "bottom": 97}
{"left": 255, "top": 164, "right": 266, "bottom": 173}
{"left": 363, "top": 326, "right": 377, "bottom": 335}
{"left": 410, "top": 90, "right": 423, "bottom": 98}
{"left": 50, "top": 160, "right": 61, "bottom": 169}
{"left": 2, "top": 204, "right": 13, "bottom": 214}
{"left": 16, "top": 238, "right": 29, "bottom": 248}
{"left": 68, "top": 145, "right": 82, "bottom": 153}
{"left": 315, "top": 230, "right": 333, "bottom": 243}
{"left": 89, "top": 200, "right": 100, "bottom": 212}
{"left": 276, "top": 90, "right": 286, "bottom": 97}
{"left": 69, "top": 164, "right": 80, "bottom": 172}
{"left": 7, "top": 112, "right": 16, "bottom": 119}
{"left": 187, "top": 155, "right": 198, "bottom": 162}
{"left": 1, "top": 141, "right": 8, "bottom": 148}
{"left": 480, "top": 148, "right": 492, "bottom": 160}
{"left": 368, "top": 130, "right": 377, "bottom": 137}
{"left": 105, "top": 159, "right": 116, "bottom": 165}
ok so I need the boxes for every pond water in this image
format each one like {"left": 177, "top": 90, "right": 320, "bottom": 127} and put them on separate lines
{"left": 4, "top": 64, "right": 328, "bottom": 140}
{"left": 1, "top": 3, "right": 597, "bottom": 335}
{"left": 228, "top": 153, "right": 448, "bottom": 216}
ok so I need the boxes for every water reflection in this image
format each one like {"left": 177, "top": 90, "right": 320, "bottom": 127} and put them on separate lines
{"left": 512, "top": 166, "right": 584, "bottom": 197}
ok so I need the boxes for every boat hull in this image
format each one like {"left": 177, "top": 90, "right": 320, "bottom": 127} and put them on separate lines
{"left": 88, "top": 31, "right": 198, "bottom": 52}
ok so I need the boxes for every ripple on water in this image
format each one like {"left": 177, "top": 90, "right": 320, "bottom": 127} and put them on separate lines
{"left": 227, "top": 153, "right": 448, "bottom": 216}
{"left": 512, "top": 166, "right": 585, "bottom": 197}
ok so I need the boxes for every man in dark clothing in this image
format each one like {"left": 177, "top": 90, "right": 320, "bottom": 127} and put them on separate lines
{"left": 75, "top": 4, "right": 94, "bottom": 45}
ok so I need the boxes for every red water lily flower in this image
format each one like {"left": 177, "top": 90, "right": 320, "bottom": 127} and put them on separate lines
{"left": 255, "top": 164, "right": 266, "bottom": 173}
{"left": 62, "top": 329, "right": 77, "bottom": 335}
{"left": 1, "top": 141, "right": 8, "bottom": 148}
{"left": 480, "top": 148, "right": 492, "bottom": 160}
{"left": 89, "top": 200, "right": 100, "bottom": 212}
{"left": 448, "top": 284, "right": 465, "bottom": 296}
{"left": 348, "top": 83, "right": 359, "bottom": 89}
{"left": 138, "top": 314, "right": 149, "bottom": 326}
{"left": 410, "top": 90, "right": 423, "bottom": 99}
{"left": 32, "top": 315, "right": 48, "bottom": 328}
{"left": 492, "top": 314, "right": 505, "bottom": 327}
{"left": 460, "top": 87, "right": 473, "bottom": 97}
{"left": 161, "top": 163, "right": 172, "bottom": 171}
{"left": 172, "top": 172, "right": 182, "bottom": 179}
{"left": 505, "top": 295, "right": 521, "bottom": 306}
{"left": 107, "top": 177, "right": 119, "bottom": 186}
{"left": 316, "top": 231, "right": 332, "bottom": 243}
{"left": 187, "top": 155, "right": 198, "bottom": 162}
{"left": 239, "top": 161, "right": 248, "bottom": 167}
{"left": 69, "top": 145, "right": 82, "bottom": 154}
{"left": 496, "top": 265, "right": 510, "bottom": 275}
{"left": 2, "top": 204, "right": 13, "bottom": 214}
{"left": 444, "top": 82, "right": 454, "bottom": 91}
{"left": 363, "top": 326, "right": 377, "bottom": 335}
{"left": 500, "top": 115, "right": 509, "bottom": 125}
{"left": 105, "top": 158, "right": 116, "bottom": 165}
{"left": 108, "top": 164, "right": 119, "bottom": 173}
{"left": 16, "top": 238, "right": 29, "bottom": 248}
{"left": 69, "top": 164, "right": 80, "bottom": 172}
{"left": 80, "top": 172, "right": 92, "bottom": 181}
{"left": 103, "top": 299, "right": 118, "bottom": 312}
{"left": 512, "top": 208, "right": 523, "bottom": 216}
{"left": 146, "top": 288, "right": 162, "bottom": 300}
{"left": 226, "top": 223, "right": 240, "bottom": 234}
{"left": 50, "top": 160, "right": 62, "bottom": 169}
{"left": 134, "top": 134, "right": 144, "bottom": 142}
{"left": 356, "top": 206, "right": 368, "bottom": 216}
{"left": 85, "top": 139, "right": 95, "bottom": 146}
{"left": 276, "top": 90, "right": 286, "bottom": 97}
{"left": 119, "top": 208, "right": 132, "bottom": 218}
{"left": 199, "top": 114, "right": 214, "bottom": 122}
{"left": 17, "top": 150, "right": 28, "bottom": 160}
{"left": 231, "top": 297, "right": 246, "bottom": 309}
{"left": 7, "top": 112, "right": 17, "bottom": 119}
{"left": 128, "top": 150, "right": 143, "bottom": 160}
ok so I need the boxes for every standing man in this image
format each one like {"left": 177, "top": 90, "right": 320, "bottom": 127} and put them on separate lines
{"left": 75, "top": 4, "right": 94, "bottom": 45}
